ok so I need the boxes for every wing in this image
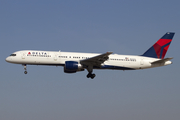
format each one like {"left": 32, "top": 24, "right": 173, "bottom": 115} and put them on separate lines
{"left": 80, "top": 52, "right": 113, "bottom": 67}
{"left": 151, "top": 57, "right": 173, "bottom": 64}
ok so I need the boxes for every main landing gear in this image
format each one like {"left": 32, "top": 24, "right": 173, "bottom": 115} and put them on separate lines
{"left": 23, "top": 64, "right": 28, "bottom": 74}
{"left": 86, "top": 66, "right": 96, "bottom": 79}
{"left": 86, "top": 72, "right": 96, "bottom": 79}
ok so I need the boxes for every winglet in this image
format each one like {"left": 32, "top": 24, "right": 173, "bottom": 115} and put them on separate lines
{"left": 106, "top": 52, "right": 113, "bottom": 55}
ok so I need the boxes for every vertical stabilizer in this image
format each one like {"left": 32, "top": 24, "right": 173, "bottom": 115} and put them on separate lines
{"left": 142, "top": 32, "right": 175, "bottom": 59}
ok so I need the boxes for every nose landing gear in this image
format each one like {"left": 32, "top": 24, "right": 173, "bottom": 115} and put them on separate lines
{"left": 23, "top": 64, "right": 28, "bottom": 74}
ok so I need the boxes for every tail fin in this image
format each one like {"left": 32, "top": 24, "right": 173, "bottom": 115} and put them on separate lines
{"left": 142, "top": 32, "right": 175, "bottom": 59}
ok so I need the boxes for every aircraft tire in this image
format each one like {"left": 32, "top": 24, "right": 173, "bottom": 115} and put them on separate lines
{"left": 24, "top": 71, "right": 27, "bottom": 74}
{"left": 91, "top": 74, "right": 96, "bottom": 79}
{"left": 87, "top": 74, "right": 90, "bottom": 78}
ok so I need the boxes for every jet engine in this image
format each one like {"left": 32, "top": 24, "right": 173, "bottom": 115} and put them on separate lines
{"left": 64, "top": 61, "right": 84, "bottom": 73}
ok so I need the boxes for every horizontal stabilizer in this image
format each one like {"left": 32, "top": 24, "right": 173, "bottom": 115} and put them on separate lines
{"left": 151, "top": 57, "right": 173, "bottom": 64}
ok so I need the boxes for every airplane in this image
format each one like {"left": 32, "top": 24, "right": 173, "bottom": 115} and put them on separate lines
{"left": 6, "top": 32, "right": 175, "bottom": 79}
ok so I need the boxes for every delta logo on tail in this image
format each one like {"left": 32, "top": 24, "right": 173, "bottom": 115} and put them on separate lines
{"left": 142, "top": 32, "right": 175, "bottom": 59}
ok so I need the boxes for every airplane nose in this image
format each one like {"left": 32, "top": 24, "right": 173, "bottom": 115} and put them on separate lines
{"left": 5, "top": 57, "right": 11, "bottom": 62}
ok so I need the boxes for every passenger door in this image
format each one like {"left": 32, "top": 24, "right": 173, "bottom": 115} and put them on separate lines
{"left": 21, "top": 52, "right": 26, "bottom": 59}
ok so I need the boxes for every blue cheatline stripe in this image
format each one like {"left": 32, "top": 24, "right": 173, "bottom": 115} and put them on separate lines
{"left": 160, "top": 42, "right": 171, "bottom": 58}
{"left": 96, "top": 65, "right": 135, "bottom": 70}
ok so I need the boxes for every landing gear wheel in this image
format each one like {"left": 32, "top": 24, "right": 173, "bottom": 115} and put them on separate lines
{"left": 87, "top": 73, "right": 91, "bottom": 78}
{"left": 23, "top": 64, "right": 28, "bottom": 74}
{"left": 86, "top": 73, "right": 96, "bottom": 79}
{"left": 90, "top": 74, "right": 96, "bottom": 79}
{"left": 24, "top": 71, "right": 28, "bottom": 74}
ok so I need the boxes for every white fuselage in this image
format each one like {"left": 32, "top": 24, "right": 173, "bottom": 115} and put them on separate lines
{"left": 5, "top": 32, "right": 174, "bottom": 79}
{"left": 5, "top": 50, "right": 172, "bottom": 70}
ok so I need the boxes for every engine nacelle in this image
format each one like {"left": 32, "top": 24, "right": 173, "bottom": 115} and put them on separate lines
{"left": 64, "top": 61, "right": 84, "bottom": 73}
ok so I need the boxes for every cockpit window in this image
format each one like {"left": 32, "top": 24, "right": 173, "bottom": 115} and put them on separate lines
{"left": 10, "top": 54, "right": 16, "bottom": 56}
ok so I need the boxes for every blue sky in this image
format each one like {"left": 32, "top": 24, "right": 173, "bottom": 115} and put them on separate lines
{"left": 1, "top": 0, "right": 180, "bottom": 120}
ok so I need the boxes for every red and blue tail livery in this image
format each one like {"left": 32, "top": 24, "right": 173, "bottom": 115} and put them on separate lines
{"left": 142, "top": 32, "right": 175, "bottom": 59}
